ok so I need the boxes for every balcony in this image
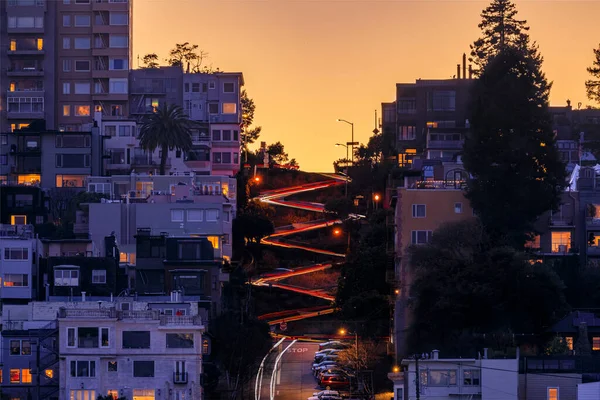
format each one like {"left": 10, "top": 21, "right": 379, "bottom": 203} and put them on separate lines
{"left": 173, "top": 372, "right": 188, "bottom": 384}
{"left": 588, "top": 246, "right": 600, "bottom": 256}
{"left": 587, "top": 217, "right": 600, "bottom": 227}
{"left": 130, "top": 85, "right": 166, "bottom": 95}
{"left": 550, "top": 217, "right": 574, "bottom": 227}
{"left": 407, "top": 180, "right": 467, "bottom": 190}
{"left": 132, "top": 157, "right": 171, "bottom": 168}
{"left": 191, "top": 134, "right": 210, "bottom": 145}
{"left": 7, "top": 67, "right": 44, "bottom": 77}
{"left": 8, "top": 48, "right": 44, "bottom": 56}
{"left": 427, "top": 139, "right": 463, "bottom": 150}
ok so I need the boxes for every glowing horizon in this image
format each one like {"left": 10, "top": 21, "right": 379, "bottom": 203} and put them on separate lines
{"left": 134, "top": 0, "right": 600, "bottom": 172}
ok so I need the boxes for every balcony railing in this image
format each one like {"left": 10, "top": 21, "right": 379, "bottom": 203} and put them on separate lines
{"left": 586, "top": 217, "right": 600, "bottom": 226}
{"left": 58, "top": 307, "right": 202, "bottom": 325}
{"left": 549, "top": 217, "right": 574, "bottom": 226}
{"left": 160, "top": 315, "right": 202, "bottom": 326}
{"left": 173, "top": 372, "right": 188, "bottom": 384}
{"left": 408, "top": 180, "right": 466, "bottom": 190}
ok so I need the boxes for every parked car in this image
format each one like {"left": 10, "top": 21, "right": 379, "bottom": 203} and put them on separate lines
{"left": 315, "top": 348, "right": 342, "bottom": 357}
{"left": 313, "top": 362, "right": 340, "bottom": 376}
{"left": 318, "top": 341, "right": 348, "bottom": 350}
{"left": 320, "top": 375, "right": 351, "bottom": 390}
{"left": 315, "top": 353, "right": 340, "bottom": 364}
{"left": 317, "top": 368, "right": 355, "bottom": 383}
{"left": 313, "top": 355, "right": 339, "bottom": 368}
{"left": 307, "top": 391, "right": 342, "bottom": 400}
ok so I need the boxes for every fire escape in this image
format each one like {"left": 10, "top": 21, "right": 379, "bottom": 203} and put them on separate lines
{"left": 93, "top": 32, "right": 112, "bottom": 117}
{"left": 30, "top": 321, "right": 59, "bottom": 400}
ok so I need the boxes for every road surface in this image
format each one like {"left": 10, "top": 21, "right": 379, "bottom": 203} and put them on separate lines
{"left": 272, "top": 342, "right": 320, "bottom": 400}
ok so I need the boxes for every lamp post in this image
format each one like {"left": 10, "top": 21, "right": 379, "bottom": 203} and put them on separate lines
{"left": 339, "top": 327, "right": 359, "bottom": 380}
{"left": 337, "top": 119, "right": 354, "bottom": 164}
{"left": 335, "top": 143, "right": 349, "bottom": 197}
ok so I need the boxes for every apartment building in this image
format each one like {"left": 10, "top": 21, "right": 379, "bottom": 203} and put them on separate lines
{"left": 56, "top": 0, "right": 132, "bottom": 131}
{"left": 392, "top": 162, "right": 474, "bottom": 358}
{"left": 184, "top": 72, "right": 244, "bottom": 177}
{"left": 381, "top": 56, "right": 474, "bottom": 167}
{"left": 0, "top": 184, "right": 46, "bottom": 225}
{"left": 1, "top": 303, "right": 59, "bottom": 400}
{"left": 0, "top": 224, "right": 41, "bottom": 302}
{"left": 0, "top": 0, "right": 132, "bottom": 133}
{"left": 86, "top": 173, "right": 236, "bottom": 260}
{"left": 389, "top": 349, "right": 518, "bottom": 400}
{"left": 57, "top": 302, "right": 204, "bottom": 400}
{"left": 0, "top": 0, "right": 57, "bottom": 133}
{"left": 0, "top": 126, "right": 103, "bottom": 188}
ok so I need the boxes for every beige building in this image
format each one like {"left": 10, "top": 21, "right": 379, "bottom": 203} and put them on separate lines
{"left": 392, "top": 163, "right": 474, "bottom": 358}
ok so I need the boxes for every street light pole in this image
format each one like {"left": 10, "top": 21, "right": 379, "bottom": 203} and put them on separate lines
{"left": 337, "top": 119, "right": 355, "bottom": 164}
{"left": 335, "top": 143, "right": 349, "bottom": 198}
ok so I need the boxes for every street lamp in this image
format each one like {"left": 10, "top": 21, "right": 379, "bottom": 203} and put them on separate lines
{"left": 338, "top": 327, "right": 359, "bottom": 382}
{"left": 373, "top": 193, "right": 381, "bottom": 210}
{"left": 335, "top": 143, "right": 350, "bottom": 197}
{"left": 337, "top": 119, "right": 354, "bottom": 164}
{"left": 333, "top": 228, "right": 341, "bottom": 236}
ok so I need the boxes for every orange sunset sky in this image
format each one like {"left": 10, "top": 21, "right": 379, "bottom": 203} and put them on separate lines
{"left": 133, "top": 0, "right": 600, "bottom": 172}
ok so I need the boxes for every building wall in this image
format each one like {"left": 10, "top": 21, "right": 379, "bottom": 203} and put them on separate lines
{"left": 55, "top": 0, "right": 132, "bottom": 131}
{"left": 519, "top": 373, "right": 580, "bottom": 400}
{"left": 58, "top": 309, "right": 203, "bottom": 400}
{"left": 88, "top": 201, "right": 233, "bottom": 259}
{"left": 1, "top": 0, "right": 57, "bottom": 132}
{"left": 0, "top": 235, "right": 40, "bottom": 300}
{"left": 394, "top": 187, "right": 474, "bottom": 358}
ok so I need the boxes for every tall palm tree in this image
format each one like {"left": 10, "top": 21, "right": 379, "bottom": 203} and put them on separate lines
{"left": 138, "top": 103, "right": 192, "bottom": 175}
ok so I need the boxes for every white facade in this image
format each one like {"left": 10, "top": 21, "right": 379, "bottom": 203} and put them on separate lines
{"left": 58, "top": 304, "right": 204, "bottom": 400}
{"left": 0, "top": 224, "right": 40, "bottom": 300}
{"left": 578, "top": 381, "right": 600, "bottom": 400}
{"left": 389, "top": 350, "right": 518, "bottom": 400}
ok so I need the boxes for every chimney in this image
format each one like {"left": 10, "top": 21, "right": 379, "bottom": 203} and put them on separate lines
{"left": 432, "top": 349, "right": 439, "bottom": 360}
{"left": 468, "top": 65, "right": 473, "bottom": 79}
{"left": 483, "top": 348, "right": 488, "bottom": 359}
{"left": 462, "top": 53, "right": 467, "bottom": 80}
{"left": 457, "top": 64, "right": 461, "bottom": 80}
{"left": 81, "top": 292, "right": 86, "bottom": 302}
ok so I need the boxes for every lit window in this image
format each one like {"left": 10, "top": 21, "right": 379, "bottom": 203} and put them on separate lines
{"left": 44, "top": 369, "right": 53, "bottom": 379}
{"left": 202, "top": 339, "right": 210, "bottom": 354}
{"left": 547, "top": 388, "right": 558, "bottom": 400}
{"left": 9, "top": 82, "right": 15, "bottom": 92}
{"left": 222, "top": 103, "right": 236, "bottom": 114}
{"left": 564, "top": 337, "right": 573, "bottom": 351}
{"left": 10, "top": 369, "right": 20, "bottom": 383}
{"left": 107, "top": 390, "right": 118, "bottom": 399}
{"left": 551, "top": 231, "right": 571, "bottom": 253}
{"left": 207, "top": 236, "right": 219, "bottom": 249}
{"left": 37, "top": 38, "right": 43, "bottom": 50}
{"left": 63, "top": 105, "right": 71, "bottom": 116}
{"left": 593, "top": 337, "right": 600, "bottom": 351}
{"left": 56, "top": 175, "right": 86, "bottom": 187}
{"left": 75, "top": 105, "right": 90, "bottom": 116}
{"left": 10, "top": 40, "right": 16, "bottom": 51}
{"left": 119, "top": 252, "right": 128, "bottom": 263}
{"left": 22, "top": 369, "right": 32, "bottom": 383}
{"left": 10, "top": 215, "right": 27, "bottom": 225}
{"left": 525, "top": 235, "right": 541, "bottom": 249}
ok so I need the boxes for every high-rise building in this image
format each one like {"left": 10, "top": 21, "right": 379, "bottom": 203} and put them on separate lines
{"left": 0, "top": 0, "right": 132, "bottom": 133}
{"left": 55, "top": 0, "right": 132, "bottom": 131}
{"left": 1, "top": 0, "right": 57, "bottom": 133}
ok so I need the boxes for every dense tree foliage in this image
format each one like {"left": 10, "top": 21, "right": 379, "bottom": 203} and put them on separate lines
{"left": 408, "top": 220, "right": 567, "bottom": 354}
{"left": 142, "top": 53, "right": 159, "bottom": 68}
{"left": 463, "top": 46, "right": 565, "bottom": 246}
{"left": 139, "top": 103, "right": 192, "bottom": 175}
{"left": 240, "top": 90, "right": 262, "bottom": 156}
{"left": 469, "top": 0, "right": 531, "bottom": 72}
{"left": 233, "top": 200, "right": 275, "bottom": 244}
{"left": 166, "top": 42, "right": 209, "bottom": 73}
{"left": 586, "top": 44, "right": 600, "bottom": 104}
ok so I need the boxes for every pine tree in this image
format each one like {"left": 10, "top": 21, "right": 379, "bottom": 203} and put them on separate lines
{"left": 470, "top": 0, "right": 531, "bottom": 73}
{"left": 586, "top": 44, "right": 600, "bottom": 104}
{"left": 463, "top": 46, "right": 566, "bottom": 247}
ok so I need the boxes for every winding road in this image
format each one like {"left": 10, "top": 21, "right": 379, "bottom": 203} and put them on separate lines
{"left": 252, "top": 173, "right": 360, "bottom": 328}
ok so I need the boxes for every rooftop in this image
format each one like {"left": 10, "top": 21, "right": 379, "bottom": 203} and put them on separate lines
{"left": 0, "top": 224, "right": 35, "bottom": 239}
{"left": 58, "top": 308, "right": 203, "bottom": 326}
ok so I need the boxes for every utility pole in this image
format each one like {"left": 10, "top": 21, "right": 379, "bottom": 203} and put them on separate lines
{"left": 414, "top": 354, "right": 421, "bottom": 400}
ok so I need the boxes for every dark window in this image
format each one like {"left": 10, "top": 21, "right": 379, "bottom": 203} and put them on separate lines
{"left": 208, "top": 103, "right": 218, "bottom": 114}
{"left": 427, "top": 90, "right": 456, "bottom": 112}
{"left": 192, "top": 83, "right": 200, "bottom": 92}
{"left": 133, "top": 361, "right": 154, "bottom": 377}
{"left": 9, "top": 340, "right": 30, "bottom": 356}
{"left": 108, "top": 361, "right": 117, "bottom": 372}
{"left": 213, "top": 152, "right": 222, "bottom": 164}
{"left": 122, "top": 331, "right": 151, "bottom": 349}
{"left": 223, "top": 83, "right": 234, "bottom": 93}
{"left": 166, "top": 333, "right": 194, "bottom": 348}
{"left": 78, "top": 327, "right": 99, "bottom": 348}
{"left": 212, "top": 130, "right": 221, "bottom": 141}
{"left": 233, "top": 130, "right": 239, "bottom": 141}
{"left": 178, "top": 242, "right": 201, "bottom": 260}
{"left": 222, "top": 152, "right": 231, "bottom": 164}
{"left": 222, "top": 130, "right": 231, "bottom": 141}
{"left": 70, "top": 360, "right": 95, "bottom": 377}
